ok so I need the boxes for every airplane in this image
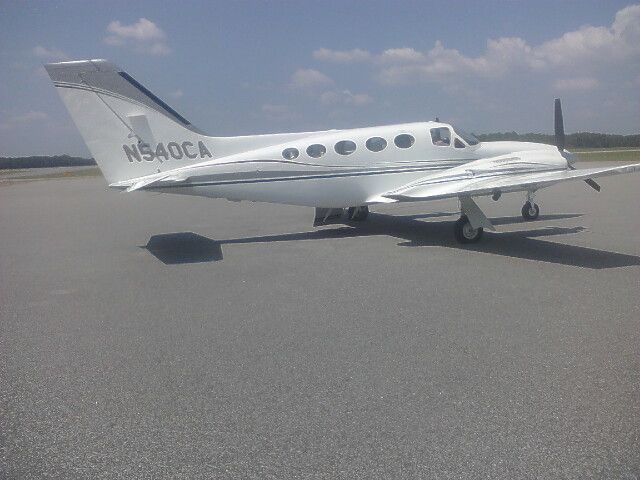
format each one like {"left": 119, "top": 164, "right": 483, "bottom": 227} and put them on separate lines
{"left": 45, "top": 59, "right": 640, "bottom": 243}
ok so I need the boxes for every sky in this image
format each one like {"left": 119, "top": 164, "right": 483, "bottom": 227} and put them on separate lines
{"left": 0, "top": 0, "right": 639, "bottom": 157}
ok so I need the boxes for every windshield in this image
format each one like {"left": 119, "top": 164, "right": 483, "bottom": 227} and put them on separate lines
{"left": 452, "top": 126, "right": 479, "bottom": 146}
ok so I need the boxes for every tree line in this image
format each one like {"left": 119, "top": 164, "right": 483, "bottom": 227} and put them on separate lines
{"left": 475, "top": 132, "right": 640, "bottom": 149}
{"left": 0, "top": 155, "right": 96, "bottom": 169}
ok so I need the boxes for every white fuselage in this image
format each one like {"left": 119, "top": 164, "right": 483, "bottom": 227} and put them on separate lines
{"left": 44, "top": 60, "right": 567, "bottom": 209}
{"left": 152, "top": 122, "right": 558, "bottom": 208}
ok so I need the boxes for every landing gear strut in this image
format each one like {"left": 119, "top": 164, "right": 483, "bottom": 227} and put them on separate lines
{"left": 347, "top": 205, "right": 369, "bottom": 221}
{"left": 521, "top": 192, "right": 540, "bottom": 221}
{"left": 454, "top": 215, "right": 483, "bottom": 243}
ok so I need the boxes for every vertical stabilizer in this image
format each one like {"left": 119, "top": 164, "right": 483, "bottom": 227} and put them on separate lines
{"left": 45, "top": 59, "right": 212, "bottom": 184}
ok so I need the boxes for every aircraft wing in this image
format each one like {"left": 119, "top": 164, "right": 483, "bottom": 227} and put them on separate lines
{"left": 382, "top": 162, "right": 640, "bottom": 202}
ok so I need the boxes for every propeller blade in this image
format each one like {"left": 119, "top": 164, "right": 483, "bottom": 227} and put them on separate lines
{"left": 554, "top": 98, "right": 565, "bottom": 151}
{"left": 584, "top": 178, "right": 601, "bottom": 192}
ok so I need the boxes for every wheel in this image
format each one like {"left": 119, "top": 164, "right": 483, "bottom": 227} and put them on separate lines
{"left": 521, "top": 201, "right": 540, "bottom": 220}
{"left": 347, "top": 206, "right": 369, "bottom": 221}
{"left": 454, "top": 215, "right": 483, "bottom": 244}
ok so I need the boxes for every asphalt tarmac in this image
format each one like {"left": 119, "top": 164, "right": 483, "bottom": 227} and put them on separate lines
{"left": 1, "top": 164, "right": 639, "bottom": 479}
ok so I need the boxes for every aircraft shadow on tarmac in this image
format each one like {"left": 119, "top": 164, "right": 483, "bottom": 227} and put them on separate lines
{"left": 142, "top": 212, "right": 640, "bottom": 269}
{"left": 143, "top": 232, "right": 223, "bottom": 264}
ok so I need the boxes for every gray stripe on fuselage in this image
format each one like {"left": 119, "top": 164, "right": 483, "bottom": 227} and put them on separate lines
{"left": 147, "top": 164, "right": 463, "bottom": 189}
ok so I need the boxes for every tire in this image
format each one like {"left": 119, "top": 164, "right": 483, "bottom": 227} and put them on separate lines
{"left": 348, "top": 206, "right": 369, "bottom": 221}
{"left": 521, "top": 202, "right": 540, "bottom": 220}
{"left": 454, "top": 216, "right": 483, "bottom": 244}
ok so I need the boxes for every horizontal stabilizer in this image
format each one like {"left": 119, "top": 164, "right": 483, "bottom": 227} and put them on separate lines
{"left": 126, "top": 177, "right": 163, "bottom": 192}
{"left": 111, "top": 170, "right": 191, "bottom": 192}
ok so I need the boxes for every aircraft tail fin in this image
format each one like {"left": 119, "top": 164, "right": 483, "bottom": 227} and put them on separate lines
{"left": 45, "top": 59, "right": 212, "bottom": 184}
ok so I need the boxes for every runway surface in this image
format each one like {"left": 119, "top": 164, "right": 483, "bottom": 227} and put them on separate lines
{"left": 1, "top": 164, "right": 639, "bottom": 479}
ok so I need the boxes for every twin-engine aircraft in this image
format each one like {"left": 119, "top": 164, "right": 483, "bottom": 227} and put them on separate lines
{"left": 46, "top": 59, "right": 640, "bottom": 243}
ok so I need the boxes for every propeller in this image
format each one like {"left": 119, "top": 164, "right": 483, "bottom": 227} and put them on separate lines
{"left": 554, "top": 99, "right": 565, "bottom": 152}
{"left": 554, "top": 98, "right": 601, "bottom": 192}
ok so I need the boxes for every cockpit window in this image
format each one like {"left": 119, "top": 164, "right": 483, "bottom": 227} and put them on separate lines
{"left": 452, "top": 127, "right": 479, "bottom": 146}
{"left": 454, "top": 138, "right": 465, "bottom": 149}
{"left": 430, "top": 127, "right": 451, "bottom": 146}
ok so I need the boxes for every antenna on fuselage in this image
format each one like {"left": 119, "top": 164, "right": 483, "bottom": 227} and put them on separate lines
{"left": 435, "top": 117, "right": 440, "bottom": 122}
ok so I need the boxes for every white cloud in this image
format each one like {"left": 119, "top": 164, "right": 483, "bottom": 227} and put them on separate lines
{"left": 32, "top": 46, "right": 69, "bottom": 61}
{"left": 378, "top": 48, "right": 426, "bottom": 64}
{"left": 553, "top": 77, "right": 600, "bottom": 91}
{"left": 288, "top": 66, "right": 372, "bottom": 109}
{"left": 0, "top": 111, "right": 48, "bottom": 130}
{"left": 104, "top": 18, "right": 170, "bottom": 55}
{"left": 170, "top": 89, "right": 184, "bottom": 99}
{"left": 484, "top": 37, "right": 543, "bottom": 71}
{"left": 313, "top": 48, "right": 371, "bottom": 63}
{"left": 373, "top": 37, "right": 542, "bottom": 85}
{"left": 537, "top": 5, "right": 640, "bottom": 65}
{"left": 314, "top": 5, "right": 640, "bottom": 86}
{"left": 289, "top": 68, "right": 334, "bottom": 90}
{"left": 106, "top": 17, "right": 165, "bottom": 41}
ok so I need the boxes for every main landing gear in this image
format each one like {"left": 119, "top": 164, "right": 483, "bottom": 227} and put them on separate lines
{"left": 451, "top": 193, "right": 542, "bottom": 244}
{"left": 453, "top": 196, "right": 494, "bottom": 244}
{"left": 454, "top": 215, "right": 483, "bottom": 243}
{"left": 521, "top": 202, "right": 540, "bottom": 220}
{"left": 347, "top": 205, "right": 369, "bottom": 221}
{"left": 313, "top": 206, "right": 369, "bottom": 226}
{"left": 521, "top": 192, "right": 540, "bottom": 221}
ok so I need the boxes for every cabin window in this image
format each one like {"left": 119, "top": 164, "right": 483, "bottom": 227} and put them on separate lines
{"left": 306, "top": 144, "right": 326, "bottom": 158}
{"left": 366, "top": 137, "right": 387, "bottom": 152}
{"left": 282, "top": 147, "right": 299, "bottom": 160}
{"left": 335, "top": 140, "right": 356, "bottom": 155}
{"left": 454, "top": 138, "right": 466, "bottom": 149}
{"left": 394, "top": 134, "right": 415, "bottom": 149}
{"left": 430, "top": 127, "right": 451, "bottom": 146}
